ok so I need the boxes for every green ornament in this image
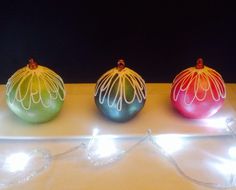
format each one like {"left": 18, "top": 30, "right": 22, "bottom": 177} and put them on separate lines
{"left": 94, "top": 59, "right": 146, "bottom": 122}
{"left": 6, "top": 59, "right": 65, "bottom": 123}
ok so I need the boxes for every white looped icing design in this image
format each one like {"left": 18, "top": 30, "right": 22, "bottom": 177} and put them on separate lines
{"left": 95, "top": 67, "right": 146, "bottom": 111}
{"left": 6, "top": 65, "right": 65, "bottom": 110}
{"left": 172, "top": 66, "right": 226, "bottom": 104}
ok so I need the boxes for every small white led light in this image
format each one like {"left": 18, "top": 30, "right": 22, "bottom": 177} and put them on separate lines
{"left": 212, "top": 159, "right": 236, "bottom": 176}
{"left": 3, "top": 152, "right": 31, "bottom": 173}
{"left": 228, "top": 147, "right": 236, "bottom": 159}
{"left": 93, "top": 137, "right": 118, "bottom": 158}
{"left": 90, "top": 128, "right": 118, "bottom": 158}
{"left": 87, "top": 130, "right": 124, "bottom": 166}
{"left": 92, "top": 128, "right": 99, "bottom": 136}
{"left": 155, "top": 134, "right": 184, "bottom": 154}
{"left": 201, "top": 117, "right": 228, "bottom": 129}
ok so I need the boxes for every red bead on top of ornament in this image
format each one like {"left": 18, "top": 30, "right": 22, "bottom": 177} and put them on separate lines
{"left": 28, "top": 58, "right": 38, "bottom": 70}
{"left": 117, "top": 59, "right": 125, "bottom": 71}
{"left": 170, "top": 58, "right": 226, "bottom": 119}
{"left": 195, "top": 58, "right": 204, "bottom": 69}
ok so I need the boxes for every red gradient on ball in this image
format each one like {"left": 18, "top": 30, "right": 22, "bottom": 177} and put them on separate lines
{"left": 170, "top": 58, "right": 226, "bottom": 119}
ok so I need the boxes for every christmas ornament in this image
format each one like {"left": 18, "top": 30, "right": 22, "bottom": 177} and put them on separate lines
{"left": 94, "top": 59, "right": 146, "bottom": 122}
{"left": 171, "top": 58, "right": 226, "bottom": 119}
{"left": 6, "top": 59, "right": 65, "bottom": 123}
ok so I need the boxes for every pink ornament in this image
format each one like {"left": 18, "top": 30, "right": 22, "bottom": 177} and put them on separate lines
{"left": 170, "top": 58, "right": 226, "bottom": 119}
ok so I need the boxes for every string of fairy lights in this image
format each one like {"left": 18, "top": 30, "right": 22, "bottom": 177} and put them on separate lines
{"left": 1, "top": 117, "right": 236, "bottom": 189}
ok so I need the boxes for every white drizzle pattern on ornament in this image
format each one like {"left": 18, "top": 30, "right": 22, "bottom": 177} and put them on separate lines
{"left": 95, "top": 59, "right": 146, "bottom": 111}
{"left": 172, "top": 58, "right": 226, "bottom": 105}
{"left": 6, "top": 59, "right": 65, "bottom": 110}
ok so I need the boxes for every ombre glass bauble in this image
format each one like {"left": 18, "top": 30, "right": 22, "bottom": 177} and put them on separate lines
{"left": 170, "top": 58, "right": 226, "bottom": 119}
{"left": 94, "top": 59, "right": 146, "bottom": 122}
{"left": 6, "top": 59, "right": 65, "bottom": 123}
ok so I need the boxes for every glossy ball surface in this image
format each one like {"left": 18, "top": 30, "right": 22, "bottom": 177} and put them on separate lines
{"left": 6, "top": 62, "right": 65, "bottom": 123}
{"left": 170, "top": 59, "right": 226, "bottom": 119}
{"left": 95, "top": 61, "right": 146, "bottom": 122}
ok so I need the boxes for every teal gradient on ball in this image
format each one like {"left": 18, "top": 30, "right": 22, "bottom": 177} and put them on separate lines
{"left": 94, "top": 59, "right": 146, "bottom": 122}
{"left": 95, "top": 95, "right": 145, "bottom": 122}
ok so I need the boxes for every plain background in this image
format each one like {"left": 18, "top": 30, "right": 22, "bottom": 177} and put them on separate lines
{"left": 0, "top": 1, "right": 236, "bottom": 83}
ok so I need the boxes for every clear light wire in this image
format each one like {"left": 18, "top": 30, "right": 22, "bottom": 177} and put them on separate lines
{"left": 148, "top": 127, "right": 236, "bottom": 189}
{"left": 51, "top": 143, "right": 86, "bottom": 159}
{"left": 2, "top": 118, "right": 236, "bottom": 189}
